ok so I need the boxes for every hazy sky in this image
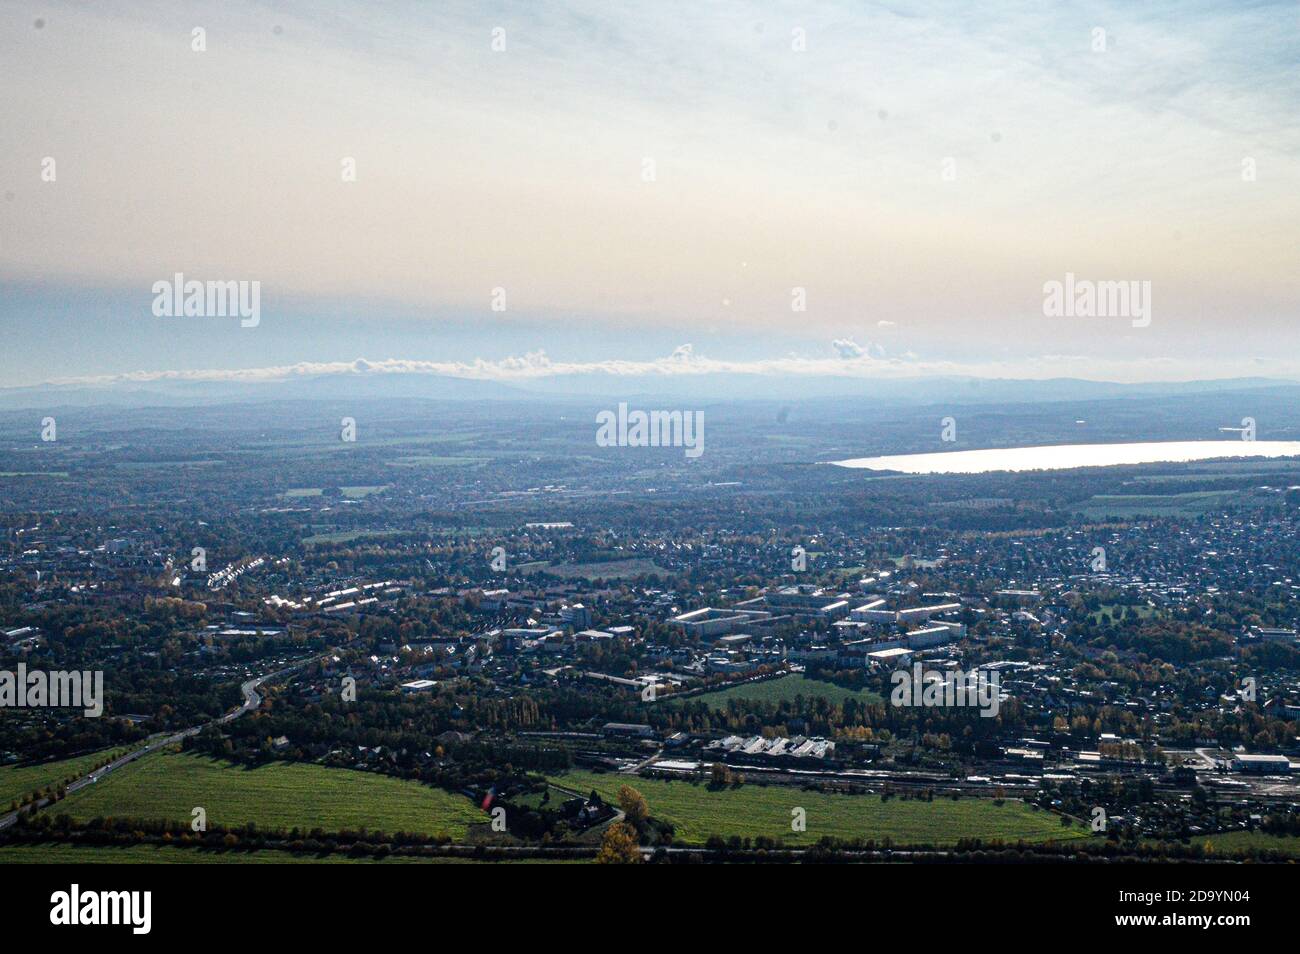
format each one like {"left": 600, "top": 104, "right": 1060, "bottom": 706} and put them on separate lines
{"left": 2, "top": 0, "right": 1298, "bottom": 387}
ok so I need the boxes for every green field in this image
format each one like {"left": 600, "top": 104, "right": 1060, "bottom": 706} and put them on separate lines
{"left": 302, "top": 529, "right": 404, "bottom": 545}
{"left": 542, "top": 558, "right": 668, "bottom": 580}
{"left": 389, "top": 455, "right": 489, "bottom": 467}
{"left": 1078, "top": 490, "right": 1258, "bottom": 518}
{"left": 0, "top": 844, "right": 576, "bottom": 864}
{"left": 58, "top": 751, "right": 485, "bottom": 838}
{"left": 1088, "top": 603, "right": 1158, "bottom": 625}
{"left": 0, "top": 748, "right": 129, "bottom": 808}
{"left": 1194, "top": 830, "right": 1300, "bottom": 857}
{"left": 340, "top": 485, "right": 388, "bottom": 498}
{"left": 1197, "top": 460, "right": 1300, "bottom": 475}
{"left": 284, "top": 485, "right": 388, "bottom": 499}
{"left": 550, "top": 770, "right": 1085, "bottom": 846}
{"left": 687, "top": 674, "right": 883, "bottom": 708}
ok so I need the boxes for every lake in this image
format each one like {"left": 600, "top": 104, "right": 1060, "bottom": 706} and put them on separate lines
{"left": 832, "top": 440, "right": 1300, "bottom": 475}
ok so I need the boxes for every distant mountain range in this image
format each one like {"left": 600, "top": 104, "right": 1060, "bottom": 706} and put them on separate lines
{"left": 1, "top": 370, "right": 1297, "bottom": 411}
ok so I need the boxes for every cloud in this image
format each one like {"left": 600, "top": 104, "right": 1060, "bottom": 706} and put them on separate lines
{"left": 832, "top": 338, "right": 886, "bottom": 360}
{"left": 832, "top": 338, "right": 867, "bottom": 359}
{"left": 42, "top": 347, "right": 1300, "bottom": 389}
{"left": 56, "top": 349, "right": 909, "bottom": 386}
{"left": 3, "top": 0, "right": 1297, "bottom": 366}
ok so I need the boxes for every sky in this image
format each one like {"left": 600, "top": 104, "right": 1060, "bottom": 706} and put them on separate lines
{"left": 1, "top": 0, "right": 1299, "bottom": 388}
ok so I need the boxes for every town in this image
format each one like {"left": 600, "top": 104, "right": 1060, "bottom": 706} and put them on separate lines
{"left": 2, "top": 391, "right": 1299, "bottom": 864}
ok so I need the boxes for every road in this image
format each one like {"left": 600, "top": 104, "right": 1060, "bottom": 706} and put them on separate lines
{"left": 1194, "top": 747, "right": 1226, "bottom": 771}
{"left": 0, "top": 656, "right": 322, "bottom": 831}
{"left": 621, "top": 749, "right": 663, "bottom": 774}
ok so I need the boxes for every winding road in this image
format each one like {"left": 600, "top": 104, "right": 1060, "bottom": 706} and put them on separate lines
{"left": 0, "top": 656, "right": 321, "bottom": 831}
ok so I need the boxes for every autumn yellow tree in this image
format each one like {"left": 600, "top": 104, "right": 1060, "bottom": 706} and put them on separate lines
{"left": 595, "top": 822, "right": 642, "bottom": 864}
{"left": 617, "top": 785, "right": 649, "bottom": 826}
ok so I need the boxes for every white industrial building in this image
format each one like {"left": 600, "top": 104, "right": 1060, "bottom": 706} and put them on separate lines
{"left": 1231, "top": 753, "right": 1292, "bottom": 774}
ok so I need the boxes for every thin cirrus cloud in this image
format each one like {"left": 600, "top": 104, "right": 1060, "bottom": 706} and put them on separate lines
{"left": 1, "top": 0, "right": 1298, "bottom": 383}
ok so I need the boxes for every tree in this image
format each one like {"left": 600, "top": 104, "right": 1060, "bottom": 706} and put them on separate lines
{"left": 617, "top": 785, "right": 649, "bottom": 826}
{"left": 595, "top": 822, "right": 642, "bottom": 864}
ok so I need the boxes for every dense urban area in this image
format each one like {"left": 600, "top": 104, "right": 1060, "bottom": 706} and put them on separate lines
{"left": 3, "top": 387, "right": 1300, "bottom": 864}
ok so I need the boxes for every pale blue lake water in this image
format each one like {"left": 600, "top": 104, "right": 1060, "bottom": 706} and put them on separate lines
{"left": 832, "top": 441, "right": 1300, "bottom": 475}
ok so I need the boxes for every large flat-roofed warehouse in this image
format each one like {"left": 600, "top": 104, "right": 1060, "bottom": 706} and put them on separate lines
{"left": 1231, "top": 753, "right": 1292, "bottom": 774}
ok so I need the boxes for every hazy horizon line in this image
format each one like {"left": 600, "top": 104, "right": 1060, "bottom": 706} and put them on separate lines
{"left": 15, "top": 348, "right": 1300, "bottom": 392}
